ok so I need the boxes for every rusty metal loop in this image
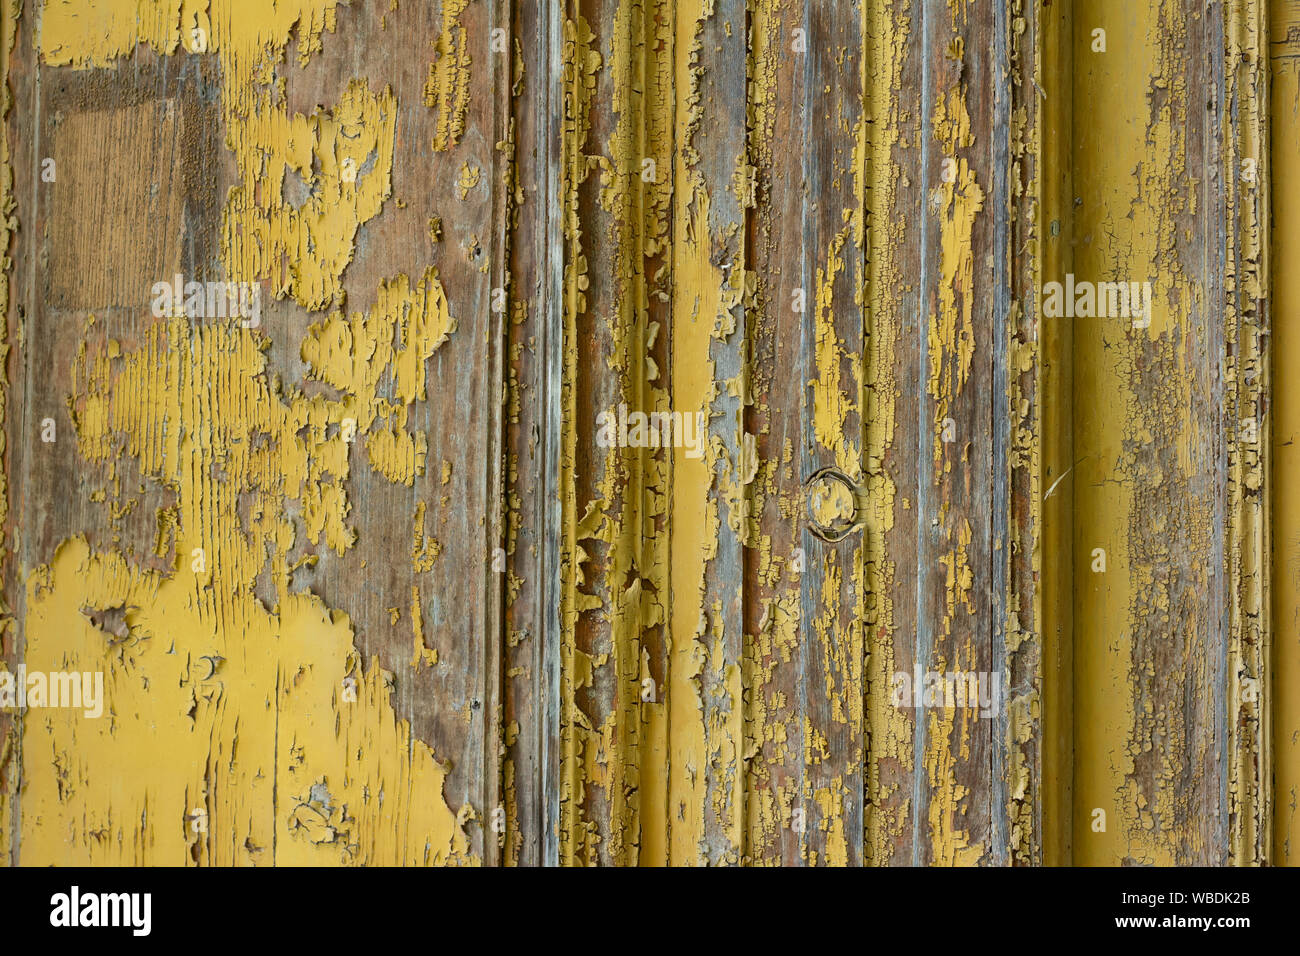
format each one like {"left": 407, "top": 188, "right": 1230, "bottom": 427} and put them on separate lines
{"left": 804, "top": 466, "right": 864, "bottom": 543}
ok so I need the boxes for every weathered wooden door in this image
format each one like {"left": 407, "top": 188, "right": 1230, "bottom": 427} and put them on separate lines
{"left": 0, "top": 0, "right": 1294, "bottom": 866}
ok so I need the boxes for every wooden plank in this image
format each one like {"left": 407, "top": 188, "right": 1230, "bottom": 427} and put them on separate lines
{"left": 7, "top": 0, "right": 510, "bottom": 866}
{"left": 744, "top": 0, "right": 814, "bottom": 866}
{"left": 792, "top": 0, "right": 867, "bottom": 869}
{"left": 1066, "top": 0, "right": 1251, "bottom": 864}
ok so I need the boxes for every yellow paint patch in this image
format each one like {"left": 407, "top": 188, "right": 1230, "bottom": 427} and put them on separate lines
{"left": 25, "top": 0, "right": 474, "bottom": 864}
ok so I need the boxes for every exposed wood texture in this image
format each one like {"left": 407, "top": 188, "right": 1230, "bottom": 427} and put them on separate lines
{"left": 0, "top": 0, "right": 1292, "bottom": 866}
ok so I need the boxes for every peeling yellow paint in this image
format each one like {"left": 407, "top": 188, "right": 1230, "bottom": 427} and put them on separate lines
{"left": 7, "top": 0, "right": 1287, "bottom": 870}
{"left": 425, "top": 0, "right": 473, "bottom": 152}
{"left": 23, "top": 0, "right": 474, "bottom": 865}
